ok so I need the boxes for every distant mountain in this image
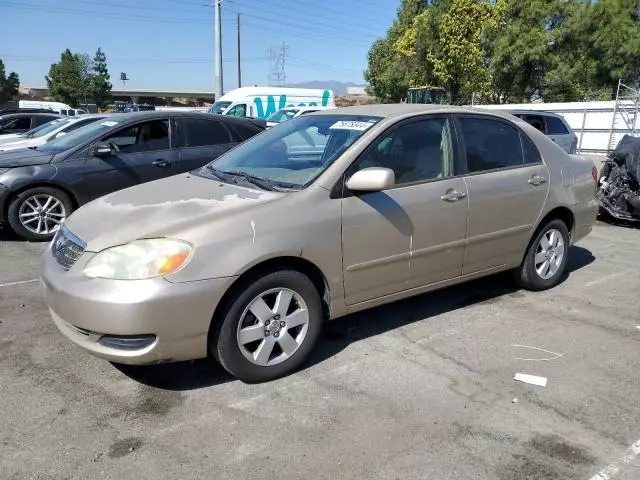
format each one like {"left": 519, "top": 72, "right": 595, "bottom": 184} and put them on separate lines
{"left": 286, "top": 81, "right": 367, "bottom": 96}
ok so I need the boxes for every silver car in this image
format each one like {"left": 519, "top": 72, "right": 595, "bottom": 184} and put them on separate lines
{"left": 41, "top": 105, "right": 598, "bottom": 382}
{"left": 509, "top": 110, "right": 578, "bottom": 154}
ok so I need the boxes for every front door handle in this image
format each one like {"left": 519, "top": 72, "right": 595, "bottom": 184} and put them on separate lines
{"left": 441, "top": 190, "right": 467, "bottom": 202}
{"left": 528, "top": 175, "right": 547, "bottom": 186}
{"left": 152, "top": 159, "right": 171, "bottom": 168}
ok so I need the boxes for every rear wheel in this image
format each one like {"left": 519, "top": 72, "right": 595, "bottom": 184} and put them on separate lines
{"left": 514, "top": 219, "right": 570, "bottom": 290}
{"left": 213, "top": 270, "right": 323, "bottom": 383}
{"left": 7, "top": 187, "right": 73, "bottom": 241}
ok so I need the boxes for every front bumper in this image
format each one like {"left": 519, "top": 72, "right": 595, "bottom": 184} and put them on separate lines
{"left": 41, "top": 247, "right": 236, "bottom": 364}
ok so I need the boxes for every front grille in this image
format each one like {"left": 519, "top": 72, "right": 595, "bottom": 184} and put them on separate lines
{"left": 51, "top": 226, "right": 86, "bottom": 270}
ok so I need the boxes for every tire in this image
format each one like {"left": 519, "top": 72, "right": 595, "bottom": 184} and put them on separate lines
{"left": 7, "top": 187, "right": 73, "bottom": 242}
{"left": 514, "top": 219, "right": 570, "bottom": 291}
{"left": 213, "top": 270, "right": 323, "bottom": 383}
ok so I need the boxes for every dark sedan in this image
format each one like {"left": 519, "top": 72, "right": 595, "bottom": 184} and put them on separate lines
{"left": 0, "top": 112, "right": 63, "bottom": 135}
{"left": 0, "top": 111, "right": 265, "bottom": 241}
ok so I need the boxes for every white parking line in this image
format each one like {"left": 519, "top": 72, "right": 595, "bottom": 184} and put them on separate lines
{"left": 0, "top": 279, "right": 39, "bottom": 288}
{"left": 589, "top": 439, "right": 640, "bottom": 480}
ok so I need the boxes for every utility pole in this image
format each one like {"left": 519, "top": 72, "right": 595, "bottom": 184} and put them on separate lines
{"left": 214, "top": 0, "right": 223, "bottom": 100}
{"left": 237, "top": 12, "right": 241, "bottom": 88}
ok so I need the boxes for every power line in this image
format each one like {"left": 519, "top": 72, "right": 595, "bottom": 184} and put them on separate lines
{"left": 224, "top": 1, "right": 381, "bottom": 41}
{"left": 1, "top": 2, "right": 214, "bottom": 25}
{"left": 232, "top": 15, "right": 374, "bottom": 47}
{"left": 227, "top": 0, "right": 390, "bottom": 31}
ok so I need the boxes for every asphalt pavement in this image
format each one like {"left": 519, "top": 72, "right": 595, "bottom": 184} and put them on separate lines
{"left": 1, "top": 222, "right": 639, "bottom": 480}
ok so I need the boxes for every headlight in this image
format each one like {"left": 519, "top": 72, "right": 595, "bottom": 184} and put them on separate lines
{"left": 84, "top": 239, "right": 193, "bottom": 280}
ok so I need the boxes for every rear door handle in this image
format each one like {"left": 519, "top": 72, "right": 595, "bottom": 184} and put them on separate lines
{"left": 528, "top": 175, "right": 547, "bottom": 186}
{"left": 152, "top": 159, "right": 171, "bottom": 168}
{"left": 441, "top": 190, "right": 467, "bottom": 202}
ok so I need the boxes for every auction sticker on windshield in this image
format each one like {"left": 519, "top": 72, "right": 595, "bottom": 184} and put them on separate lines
{"left": 329, "top": 120, "right": 376, "bottom": 131}
{"left": 101, "top": 121, "right": 118, "bottom": 127}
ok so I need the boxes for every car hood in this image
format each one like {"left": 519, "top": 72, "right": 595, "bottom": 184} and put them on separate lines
{"left": 0, "top": 148, "right": 54, "bottom": 167}
{"left": 0, "top": 133, "right": 23, "bottom": 146}
{"left": 65, "top": 173, "right": 288, "bottom": 252}
{"left": 0, "top": 138, "right": 40, "bottom": 151}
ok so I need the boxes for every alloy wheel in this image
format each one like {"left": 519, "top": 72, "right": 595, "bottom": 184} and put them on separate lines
{"left": 18, "top": 194, "right": 67, "bottom": 236}
{"left": 236, "top": 288, "right": 310, "bottom": 367}
{"left": 534, "top": 228, "right": 565, "bottom": 280}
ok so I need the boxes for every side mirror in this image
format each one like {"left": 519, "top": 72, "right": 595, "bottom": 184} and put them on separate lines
{"left": 346, "top": 167, "right": 395, "bottom": 192}
{"left": 90, "top": 142, "right": 112, "bottom": 157}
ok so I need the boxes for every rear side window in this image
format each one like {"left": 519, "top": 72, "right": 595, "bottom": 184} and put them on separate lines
{"left": 34, "top": 115, "right": 59, "bottom": 126}
{"left": 459, "top": 117, "right": 524, "bottom": 173}
{"left": 229, "top": 122, "right": 263, "bottom": 141}
{"left": 181, "top": 118, "right": 231, "bottom": 147}
{"left": 545, "top": 116, "right": 569, "bottom": 134}
{"left": 521, "top": 133, "right": 541, "bottom": 164}
{"left": 522, "top": 115, "right": 546, "bottom": 132}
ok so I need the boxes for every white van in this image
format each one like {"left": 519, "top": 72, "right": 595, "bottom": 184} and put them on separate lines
{"left": 18, "top": 100, "right": 84, "bottom": 116}
{"left": 208, "top": 87, "right": 335, "bottom": 119}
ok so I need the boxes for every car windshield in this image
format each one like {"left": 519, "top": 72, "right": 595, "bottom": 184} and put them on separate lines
{"left": 267, "top": 109, "right": 298, "bottom": 123}
{"left": 26, "top": 118, "right": 73, "bottom": 139}
{"left": 37, "top": 119, "right": 119, "bottom": 153}
{"left": 199, "top": 114, "right": 382, "bottom": 190}
{"left": 15, "top": 121, "right": 53, "bottom": 138}
{"left": 209, "top": 101, "right": 232, "bottom": 114}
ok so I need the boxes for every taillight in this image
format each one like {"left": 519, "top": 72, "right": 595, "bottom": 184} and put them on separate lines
{"left": 592, "top": 166, "right": 598, "bottom": 182}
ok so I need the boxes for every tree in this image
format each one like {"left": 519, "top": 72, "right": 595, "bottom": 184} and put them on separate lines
{"left": 46, "top": 49, "right": 86, "bottom": 107}
{"left": 91, "top": 47, "right": 112, "bottom": 109}
{"left": 588, "top": 0, "right": 640, "bottom": 95}
{"left": 427, "top": 0, "right": 503, "bottom": 104}
{"left": 0, "top": 59, "right": 20, "bottom": 105}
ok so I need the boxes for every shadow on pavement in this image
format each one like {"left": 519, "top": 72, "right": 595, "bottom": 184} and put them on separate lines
{"left": 113, "top": 245, "right": 595, "bottom": 390}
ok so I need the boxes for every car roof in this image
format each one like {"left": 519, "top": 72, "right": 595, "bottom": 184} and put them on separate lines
{"left": 107, "top": 110, "right": 262, "bottom": 125}
{"left": 0, "top": 112, "right": 64, "bottom": 120}
{"left": 313, "top": 104, "right": 520, "bottom": 121}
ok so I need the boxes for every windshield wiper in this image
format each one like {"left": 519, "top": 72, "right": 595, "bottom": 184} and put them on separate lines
{"left": 207, "top": 166, "right": 299, "bottom": 191}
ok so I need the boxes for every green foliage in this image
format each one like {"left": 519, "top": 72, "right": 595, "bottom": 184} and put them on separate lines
{"left": 46, "top": 48, "right": 112, "bottom": 108}
{"left": 0, "top": 59, "right": 20, "bottom": 105}
{"left": 91, "top": 48, "right": 112, "bottom": 109}
{"left": 366, "top": 0, "right": 640, "bottom": 104}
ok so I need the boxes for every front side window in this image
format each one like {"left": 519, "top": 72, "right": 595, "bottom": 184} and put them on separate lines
{"left": 226, "top": 104, "right": 247, "bottom": 117}
{"left": 181, "top": 118, "right": 230, "bottom": 147}
{"left": 0, "top": 117, "right": 31, "bottom": 132}
{"left": 200, "top": 115, "right": 382, "bottom": 190}
{"left": 103, "top": 120, "right": 170, "bottom": 154}
{"left": 459, "top": 117, "right": 525, "bottom": 173}
{"left": 354, "top": 117, "right": 456, "bottom": 185}
{"left": 545, "top": 116, "right": 569, "bottom": 134}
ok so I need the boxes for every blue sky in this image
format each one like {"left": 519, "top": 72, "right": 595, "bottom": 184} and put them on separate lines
{"left": 0, "top": 0, "right": 398, "bottom": 91}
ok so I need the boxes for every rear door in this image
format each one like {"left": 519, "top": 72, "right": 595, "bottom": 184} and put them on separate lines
{"left": 456, "top": 115, "right": 549, "bottom": 274}
{"left": 544, "top": 115, "right": 573, "bottom": 153}
{"left": 175, "top": 116, "right": 237, "bottom": 172}
{"left": 84, "top": 118, "right": 178, "bottom": 200}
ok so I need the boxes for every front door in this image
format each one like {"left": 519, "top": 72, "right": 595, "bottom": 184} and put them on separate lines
{"left": 84, "top": 118, "right": 178, "bottom": 200}
{"left": 341, "top": 116, "right": 468, "bottom": 305}
{"left": 456, "top": 115, "right": 550, "bottom": 274}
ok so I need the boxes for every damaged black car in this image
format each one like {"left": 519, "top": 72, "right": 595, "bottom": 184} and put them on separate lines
{"left": 597, "top": 134, "right": 640, "bottom": 222}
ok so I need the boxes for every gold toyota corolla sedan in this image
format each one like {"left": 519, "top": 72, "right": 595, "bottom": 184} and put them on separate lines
{"left": 41, "top": 105, "right": 598, "bottom": 382}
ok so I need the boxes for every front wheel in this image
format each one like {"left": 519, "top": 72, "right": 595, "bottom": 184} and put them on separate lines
{"left": 213, "top": 270, "right": 323, "bottom": 383}
{"left": 7, "top": 187, "right": 73, "bottom": 241}
{"left": 514, "top": 219, "right": 570, "bottom": 291}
